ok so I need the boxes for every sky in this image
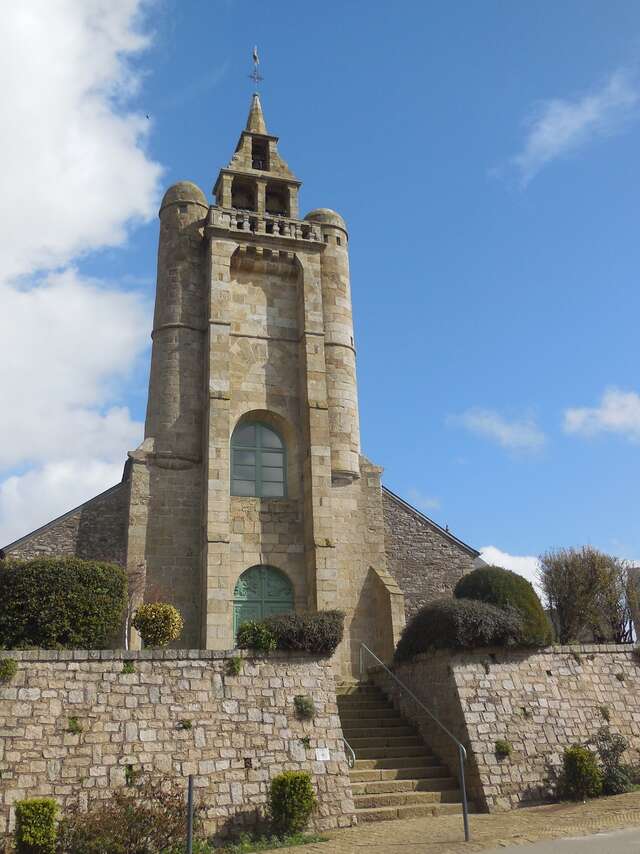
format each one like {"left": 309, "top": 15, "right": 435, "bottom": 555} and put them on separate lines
{"left": 1, "top": 1, "right": 639, "bottom": 595}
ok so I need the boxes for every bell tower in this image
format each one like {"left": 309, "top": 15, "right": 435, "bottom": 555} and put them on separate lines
{"left": 127, "top": 92, "right": 396, "bottom": 675}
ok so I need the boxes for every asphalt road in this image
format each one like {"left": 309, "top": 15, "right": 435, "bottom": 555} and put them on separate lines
{"left": 483, "top": 827, "right": 640, "bottom": 853}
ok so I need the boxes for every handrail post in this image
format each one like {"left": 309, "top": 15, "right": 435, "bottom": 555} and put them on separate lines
{"left": 186, "top": 773, "right": 194, "bottom": 854}
{"left": 458, "top": 745, "right": 470, "bottom": 842}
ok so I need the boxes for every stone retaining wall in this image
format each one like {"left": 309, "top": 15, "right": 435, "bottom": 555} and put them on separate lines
{"left": 0, "top": 649, "right": 355, "bottom": 841}
{"left": 370, "top": 644, "right": 640, "bottom": 812}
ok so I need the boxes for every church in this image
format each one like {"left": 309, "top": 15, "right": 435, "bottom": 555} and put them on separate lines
{"left": 3, "top": 94, "right": 479, "bottom": 676}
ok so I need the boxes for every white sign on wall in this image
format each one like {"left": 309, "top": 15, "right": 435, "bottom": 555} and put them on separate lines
{"left": 315, "top": 747, "right": 330, "bottom": 761}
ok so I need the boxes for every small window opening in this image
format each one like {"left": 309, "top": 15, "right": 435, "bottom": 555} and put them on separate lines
{"left": 323, "top": 234, "right": 329, "bottom": 243}
{"left": 252, "top": 138, "right": 269, "bottom": 171}
{"left": 178, "top": 204, "right": 188, "bottom": 214}
{"left": 336, "top": 236, "right": 342, "bottom": 246}
{"left": 231, "top": 177, "right": 257, "bottom": 212}
{"left": 265, "top": 183, "right": 288, "bottom": 217}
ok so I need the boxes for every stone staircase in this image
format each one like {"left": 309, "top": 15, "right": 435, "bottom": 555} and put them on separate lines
{"left": 337, "top": 682, "right": 468, "bottom": 823}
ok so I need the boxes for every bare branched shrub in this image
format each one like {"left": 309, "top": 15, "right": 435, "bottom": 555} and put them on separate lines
{"left": 540, "top": 547, "right": 637, "bottom": 644}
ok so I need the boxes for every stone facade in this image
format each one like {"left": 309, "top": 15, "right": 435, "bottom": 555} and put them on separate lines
{"left": 2, "top": 94, "right": 479, "bottom": 676}
{"left": 0, "top": 649, "right": 355, "bottom": 841}
{"left": 370, "top": 644, "right": 640, "bottom": 813}
{"left": 383, "top": 488, "right": 478, "bottom": 621}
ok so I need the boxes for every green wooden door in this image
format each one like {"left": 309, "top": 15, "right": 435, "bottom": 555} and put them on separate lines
{"left": 233, "top": 565, "right": 294, "bottom": 637}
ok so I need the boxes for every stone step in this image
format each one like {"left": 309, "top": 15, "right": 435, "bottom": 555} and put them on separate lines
{"left": 340, "top": 715, "right": 404, "bottom": 729}
{"left": 351, "top": 744, "right": 432, "bottom": 768}
{"left": 336, "top": 684, "right": 379, "bottom": 696}
{"left": 341, "top": 717, "right": 408, "bottom": 738}
{"left": 353, "top": 789, "right": 462, "bottom": 809}
{"left": 348, "top": 735, "right": 422, "bottom": 749}
{"left": 337, "top": 698, "right": 389, "bottom": 709}
{"left": 340, "top": 706, "right": 400, "bottom": 719}
{"left": 351, "top": 777, "right": 458, "bottom": 795}
{"left": 355, "top": 803, "right": 465, "bottom": 823}
{"left": 350, "top": 765, "right": 450, "bottom": 783}
{"left": 342, "top": 725, "right": 416, "bottom": 739}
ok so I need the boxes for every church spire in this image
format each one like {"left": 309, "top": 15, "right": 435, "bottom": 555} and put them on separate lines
{"left": 246, "top": 93, "right": 268, "bottom": 135}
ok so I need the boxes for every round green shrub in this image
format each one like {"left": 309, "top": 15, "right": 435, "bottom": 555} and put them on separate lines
{"left": 132, "top": 603, "right": 183, "bottom": 648}
{"left": 15, "top": 797, "right": 59, "bottom": 854}
{"left": 394, "top": 598, "right": 524, "bottom": 662}
{"left": 561, "top": 745, "right": 603, "bottom": 800}
{"left": 454, "top": 566, "right": 553, "bottom": 646}
{"left": 236, "top": 620, "right": 277, "bottom": 653}
{"left": 268, "top": 771, "right": 317, "bottom": 834}
{"left": 0, "top": 558, "right": 127, "bottom": 650}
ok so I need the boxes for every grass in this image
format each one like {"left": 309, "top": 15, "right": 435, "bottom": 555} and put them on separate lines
{"left": 218, "top": 832, "right": 328, "bottom": 853}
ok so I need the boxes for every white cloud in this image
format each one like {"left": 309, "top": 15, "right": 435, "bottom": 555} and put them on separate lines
{"left": 406, "top": 488, "right": 440, "bottom": 513}
{"left": 0, "top": 2, "right": 161, "bottom": 546}
{"left": 450, "top": 409, "right": 546, "bottom": 451}
{"left": 511, "top": 70, "right": 639, "bottom": 185}
{"left": 479, "top": 546, "right": 542, "bottom": 597}
{"left": 0, "top": 269, "right": 148, "bottom": 469}
{"left": 0, "top": 2, "right": 162, "bottom": 280}
{"left": 564, "top": 388, "right": 640, "bottom": 443}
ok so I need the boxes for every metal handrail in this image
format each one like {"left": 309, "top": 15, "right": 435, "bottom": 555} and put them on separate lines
{"left": 359, "top": 643, "right": 470, "bottom": 843}
{"left": 342, "top": 737, "right": 356, "bottom": 769}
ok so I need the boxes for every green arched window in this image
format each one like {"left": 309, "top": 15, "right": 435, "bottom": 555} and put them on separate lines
{"left": 231, "top": 421, "right": 286, "bottom": 498}
{"left": 233, "top": 564, "right": 294, "bottom": 636}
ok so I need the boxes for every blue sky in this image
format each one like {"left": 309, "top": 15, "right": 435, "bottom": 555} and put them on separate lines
{"left": 1, "top": 1, "right": 639, "bottom": 586}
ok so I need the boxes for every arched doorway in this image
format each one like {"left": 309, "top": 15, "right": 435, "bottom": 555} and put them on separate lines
{"left": 233, "top": 565, "right": 294, "bottom": 637}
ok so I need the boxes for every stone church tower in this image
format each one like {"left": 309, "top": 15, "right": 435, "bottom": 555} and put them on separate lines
{"left": 4, "top": 94, "right": 479, "bottom": 677}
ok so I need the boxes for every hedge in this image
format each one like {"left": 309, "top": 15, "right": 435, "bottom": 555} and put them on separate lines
{"left": 263, "top": 610, "right": 345, "bottom": 656}
{"left": 454, "top": 565, "right": 553, "bottom": 646}
{"left": 237, "top": 610, "right": 344, "bottom": 657}
{"left": 394, "top": 598, "right": 524, "bottom": 662}
{"left": 0, "top": 558, "right": 127, "bottom": 649}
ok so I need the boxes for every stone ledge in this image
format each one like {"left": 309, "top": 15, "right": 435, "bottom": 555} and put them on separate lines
{"left": 0, "top": 648, "right": 329, "bottom": 663}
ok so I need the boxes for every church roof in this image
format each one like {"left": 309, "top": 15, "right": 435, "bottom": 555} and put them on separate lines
{"left": 382, "top": 486, "right": 480, "bottom": 557}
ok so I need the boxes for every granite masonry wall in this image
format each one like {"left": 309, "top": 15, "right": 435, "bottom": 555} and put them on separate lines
{"left": 382, "top": 489, "right": 477, "bottom": 620}
{"left": 0, "top": 649, "right": 355, "bottom": 842}
{"left": 370, "top": 644, "right": 640, "bottom": 812}
{"left": 3, "top": 482, "right": 129, "bottom": 565}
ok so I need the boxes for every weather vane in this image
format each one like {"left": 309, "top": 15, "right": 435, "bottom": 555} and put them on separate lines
{"left": 249, "top": 45, "right": 263, "bottom": 91}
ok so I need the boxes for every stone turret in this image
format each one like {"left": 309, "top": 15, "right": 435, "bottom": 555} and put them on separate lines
{"left": 305, "top": 208, "right": 361, "bottom": 482}
{"left": 144, "top": 181, "right": 208, "bottom": 461}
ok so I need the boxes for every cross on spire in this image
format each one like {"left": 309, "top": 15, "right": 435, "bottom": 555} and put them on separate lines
{"left": 249, "top": 45, "right": 263, "bottom": 91}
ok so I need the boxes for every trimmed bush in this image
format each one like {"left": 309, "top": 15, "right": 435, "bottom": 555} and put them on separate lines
{"left": 560, "top": 745, "right": 603, "bottom": 800}
{"left": 0, "top": 658, "right": 18, "bottom": 683}
{"left": 268, "top": 771, "right": 317, "bottom": 834}
{"left": 132, "top": 603, "right": 183, "bottom": 648}
{"left": 237, "top": 620, "right": 277, "bottom": 653}
{"left": 454, "top": 566, "right": 553, "bottom": 646}
{"left": 394, "top": 598, "right": 524, "bottom": 662}
{"left": 15, "top": 798, "right": 58, "bottom": 854}
{"left": 263, "top": 610, "right": 345, "bottom": 656}
{"left": 0, "top": 558, "right": 126, "bottom": 650}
